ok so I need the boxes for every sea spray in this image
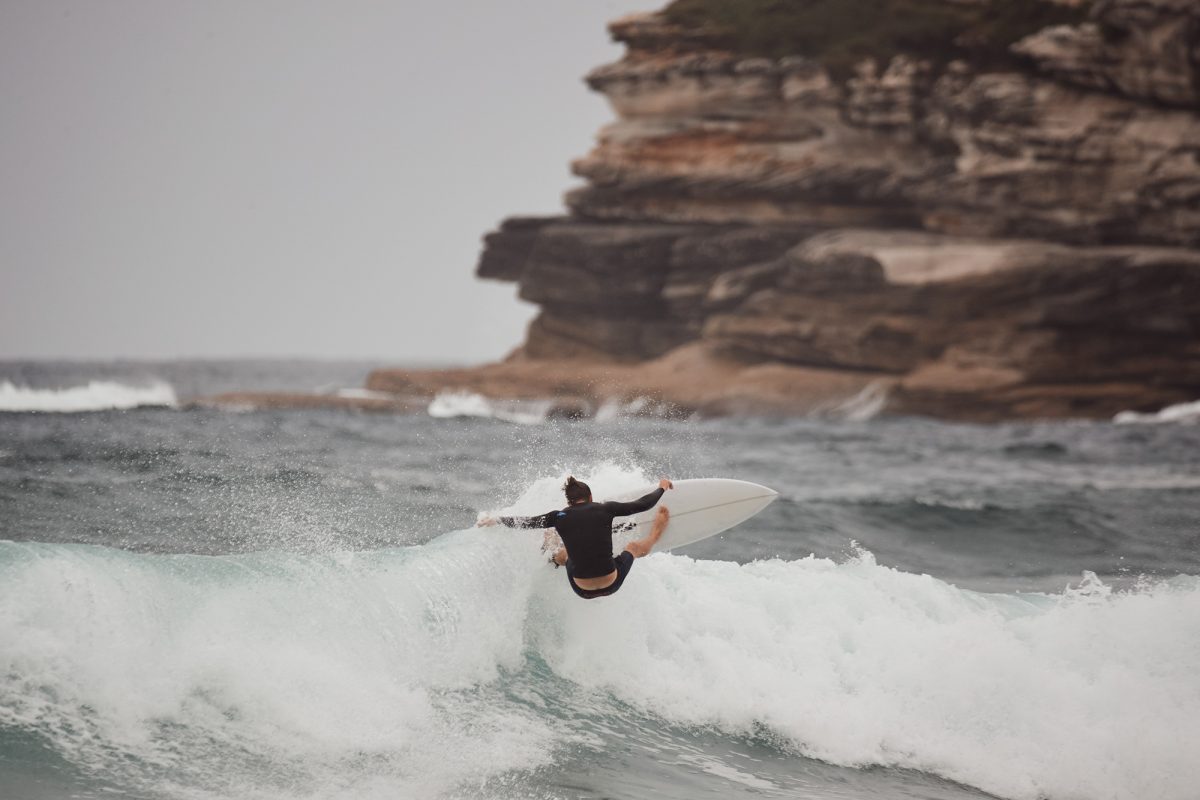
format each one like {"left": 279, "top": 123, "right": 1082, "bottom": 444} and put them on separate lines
{"left": 487, "top": 461, "right": 658, "bottom": 521}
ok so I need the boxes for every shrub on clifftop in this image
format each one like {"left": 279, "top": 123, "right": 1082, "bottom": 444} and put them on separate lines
{"left": 663, "top": 0, "right": 1090, "bottom": 77}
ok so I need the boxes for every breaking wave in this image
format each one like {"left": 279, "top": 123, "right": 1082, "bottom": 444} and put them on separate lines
{"left": 0, "top": 380, "right": 177, "bottom": 413}
{"left": 427, "top": 390, "right": 552, "bottom": 425}
{"left": 1115, "top": 398, "right": 1200, "bottom": 424}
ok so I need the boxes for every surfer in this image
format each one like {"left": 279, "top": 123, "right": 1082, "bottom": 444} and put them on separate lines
{"left": 479, "top": 477, "right": 672, "bottom": 599}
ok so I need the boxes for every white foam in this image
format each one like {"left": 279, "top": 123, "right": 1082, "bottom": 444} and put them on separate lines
{"left": 530, "top": 551, "right": 1200, "bottom": 800}
{"left": 0, "top": 380, "right": 176, "bottom": 412}
{"left": 0, "top": 535, "right": 566, "bottom": 799}
{"left": 426, "top": 390, "right": 549, "bottom": 425}
{"left": 830, "top": 381, "right": 889, "bottom": 422}
{"left": 1114, "top": 398, "right": 1200, "bottom": 424}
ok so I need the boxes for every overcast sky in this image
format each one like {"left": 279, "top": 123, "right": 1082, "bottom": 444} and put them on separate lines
{"left": 0, "top": 0, "right": 655, "bottom": 364}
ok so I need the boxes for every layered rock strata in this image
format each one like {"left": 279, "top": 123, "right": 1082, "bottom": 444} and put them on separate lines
{"left": 707, "top": 230, "right": 1200, "bottom": 419}
{"left": 572, "top": 11, "right": 1200, "bottom": 245}
{"left": 370, "top": 0, "right": 1200, "bottom": 420}
{"left": 1013, "top": 0, "right": 1200, "bottom": 108}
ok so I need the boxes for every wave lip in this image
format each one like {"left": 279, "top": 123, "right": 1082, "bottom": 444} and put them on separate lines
{"left": 0, "top": 380, "right": 177, "bottom": 413}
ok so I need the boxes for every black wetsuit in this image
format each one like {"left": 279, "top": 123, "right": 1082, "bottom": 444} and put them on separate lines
{"left": 500, "top": 488, "right": 665, "bottom": 598}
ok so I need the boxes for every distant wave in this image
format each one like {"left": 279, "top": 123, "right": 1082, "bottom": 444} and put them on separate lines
{"left": 427, "top": 390, "right": 550, "bottom": 425}
{"left": 429, "top": 391, "right": 688, "bottom": 424}
{"left": 0, "top": 380, "right": 177, "bottom": 412}
{"left": 1114, "top": 399, "right": 1200, "bottom": 424}
{"left": 831, "top": 381, "right": 889, "bottom": 421}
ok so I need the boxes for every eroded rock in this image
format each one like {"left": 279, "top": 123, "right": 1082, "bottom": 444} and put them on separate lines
{"left": 454, "top": 3, "right": 1200, "bottom": 421}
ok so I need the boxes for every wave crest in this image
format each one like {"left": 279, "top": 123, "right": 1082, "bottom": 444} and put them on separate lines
{"left": 1114, "top": 398, "right": 1200, "bottom": 424}
{"left": 427, "top": 391, "right": 550, "bottom": 425}
{"left": 0, "top": 380, "right": 176, "bottom": 412}
{"left": 534, "top": 550, "right": 1200, "bottom": 800}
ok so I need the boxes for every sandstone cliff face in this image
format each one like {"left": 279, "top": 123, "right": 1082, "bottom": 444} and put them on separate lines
{"left": 409, "top": 0, "right": 1200, "bottom": 420}
{"left": 707, "top": 230, "right": 1200, "bottom": 419}
{"left": 571, "top": 5, "right": 1200, "bottom": 246}
{"left": 1013, "top": 0, "right": 1200, "bottom": 108}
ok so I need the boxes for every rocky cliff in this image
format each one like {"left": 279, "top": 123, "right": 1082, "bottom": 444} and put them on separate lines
{"left": 372, "top": 0, "right": 1200, "bottom": 421}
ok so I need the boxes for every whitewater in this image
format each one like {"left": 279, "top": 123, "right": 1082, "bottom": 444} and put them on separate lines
{"left": 0, "top": 379, "right": 176, "bottom": 412}
{"left": 3, "top": 360, "right": 1199, "bottom": 800}
{"left": 3, "top": 532, "right": 1198, "bottom": 800}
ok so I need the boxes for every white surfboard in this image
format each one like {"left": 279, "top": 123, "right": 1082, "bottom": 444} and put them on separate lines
{"left": 613, "top": 478, "right": 778, "bottom": 552}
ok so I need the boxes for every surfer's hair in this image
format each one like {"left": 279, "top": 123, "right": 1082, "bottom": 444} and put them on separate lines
{"left": 564, "top": 476, "right": 591, "bottom": 504}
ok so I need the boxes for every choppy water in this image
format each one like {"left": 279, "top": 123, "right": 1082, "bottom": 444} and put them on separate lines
{"left": 2, "top": 361, "right": 1198, "bottom": 800}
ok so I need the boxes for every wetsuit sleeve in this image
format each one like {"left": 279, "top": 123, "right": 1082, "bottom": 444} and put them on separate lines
{"left": 602, "top": 488, "right": 665, "bottom": 518}
{"left": 498, "top": 511, "right": 558, "bottom": 529}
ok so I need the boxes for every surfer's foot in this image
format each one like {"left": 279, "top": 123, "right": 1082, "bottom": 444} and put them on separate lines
{"left": 627, "top": 507, "right": 669, "bottom": 558}
{"left": 648, "top": 506, "right": 669, "bottom": 541}
{"left": 653, "top": 505, "right": 669, "bottom": 528}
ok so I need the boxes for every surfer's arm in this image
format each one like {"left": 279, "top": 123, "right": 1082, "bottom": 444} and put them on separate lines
{"left": 497, "top": 511, "right": 558, "bottom": 529}
{"left": 603, "top": 487, "right": 665, "bottom": 517}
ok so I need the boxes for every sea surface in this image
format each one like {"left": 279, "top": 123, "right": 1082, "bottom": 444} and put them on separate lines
{"left": 2, "top": 360, "right": 1198, "bottom": 800}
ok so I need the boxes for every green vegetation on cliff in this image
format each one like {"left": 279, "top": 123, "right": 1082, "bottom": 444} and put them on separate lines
{"left": 663, "top": 0, "right": 1089, "bottom": 77}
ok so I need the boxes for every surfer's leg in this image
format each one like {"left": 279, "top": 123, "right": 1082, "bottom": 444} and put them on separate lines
{"left": 625, "top": 506, "right": 669, "bottom": 558}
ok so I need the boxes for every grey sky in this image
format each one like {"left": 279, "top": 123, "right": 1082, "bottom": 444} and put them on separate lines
{"left": 1, "top": 0, "right": 654, "bottom": 363}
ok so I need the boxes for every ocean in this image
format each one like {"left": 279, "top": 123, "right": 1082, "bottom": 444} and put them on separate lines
{"left": 2, "top": 360, "right": 1198, "bottom": 800}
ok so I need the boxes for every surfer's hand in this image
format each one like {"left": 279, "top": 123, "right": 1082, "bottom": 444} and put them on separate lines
{"left": 477, "top": 515, "right": 498, "bottom": 527}
{"left": 658, "top": 477, "right": 673, "bottom": 490}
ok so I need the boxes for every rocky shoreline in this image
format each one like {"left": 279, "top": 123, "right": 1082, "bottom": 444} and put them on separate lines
{"left": 223, "top": 0, "right": 1200, "bottom": 422}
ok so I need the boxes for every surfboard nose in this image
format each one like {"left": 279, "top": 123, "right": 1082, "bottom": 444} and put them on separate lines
{"left": 743, "top": 480, "right": 779, "bottom": 500}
